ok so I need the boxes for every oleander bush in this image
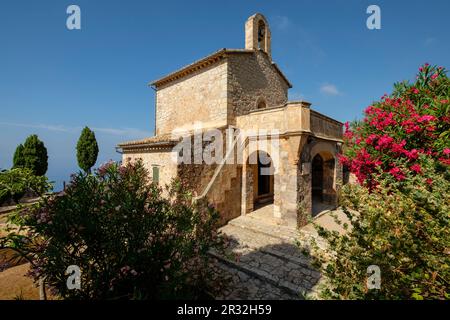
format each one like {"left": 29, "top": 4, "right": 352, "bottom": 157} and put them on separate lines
{"left": 313, "top": 64, "right": 450, "bottom": 300}
{"left": 1, "top": 160, "right": 225, "bottom": 299}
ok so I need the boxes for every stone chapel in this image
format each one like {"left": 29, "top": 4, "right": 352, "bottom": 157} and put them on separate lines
{"left": 118, "top": 13, "right": 343, "bottom": 229}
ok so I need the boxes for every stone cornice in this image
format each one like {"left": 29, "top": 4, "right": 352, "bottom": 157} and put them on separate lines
{"left": 310, "top": 110, "right": 344, "bottom": 126}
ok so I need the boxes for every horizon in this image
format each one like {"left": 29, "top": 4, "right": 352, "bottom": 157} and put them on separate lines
{"left": 1, "top": 0, "right": 449, "bottom": 190}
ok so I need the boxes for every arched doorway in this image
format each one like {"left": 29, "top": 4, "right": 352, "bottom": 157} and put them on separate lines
{"left": 311, "top": 154, "right": 324, "bottom": 203}
{"left": 245, "top": 150, "right": 274, "bottom": 211}
{"left": 311, "top": 152, "right": 336, "bottom": 217}
{"left": 256, "top": 151, "right": 274, "bottom": 207}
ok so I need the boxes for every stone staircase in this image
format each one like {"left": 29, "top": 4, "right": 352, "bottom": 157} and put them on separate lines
{"left": 204, "top": 164, "right": 242, "bottom": 224}
{"left": 210, "top": 206, "right": 324, "bottom": 300}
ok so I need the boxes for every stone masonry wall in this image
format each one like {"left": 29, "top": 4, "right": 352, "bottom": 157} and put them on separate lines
{"left": 310, "top": 111, "right": 343, "bottom": 140}
{"left": 123, "top": 150, "right": 178, "bottom": 187}
{"left": 227, "top": 51, "right": 289, "bottom": 121}
{"left": 155, "top": 61, "right": 228, "bottom": 135}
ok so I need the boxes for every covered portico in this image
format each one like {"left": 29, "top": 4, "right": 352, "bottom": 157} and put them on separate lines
{"left": 237, "top": 101, "right": 343, "bottom": 228}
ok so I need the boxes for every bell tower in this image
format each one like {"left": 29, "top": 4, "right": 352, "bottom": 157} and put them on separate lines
{"left": 245, "top": 13, "right": 272, "bottom": 59}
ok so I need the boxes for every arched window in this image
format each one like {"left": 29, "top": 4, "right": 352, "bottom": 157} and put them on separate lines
{"left": 257, "top": 20, "right": 266, "bottom": 50}
{"left": 257, "top": 97, "right": 267, "bottom": 109}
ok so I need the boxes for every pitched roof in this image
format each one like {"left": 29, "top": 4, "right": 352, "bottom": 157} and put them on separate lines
{"left": 118, "top": 133, "right": 179, "bottom": 149}
{"left": 149, "top": 48, "right": 292, "bottom": 88}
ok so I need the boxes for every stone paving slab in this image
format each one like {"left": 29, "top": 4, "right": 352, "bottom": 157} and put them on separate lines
{"left": 212, "top": 214, "right": 325, "bottom": 300}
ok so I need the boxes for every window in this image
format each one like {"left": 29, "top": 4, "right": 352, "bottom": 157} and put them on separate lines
{"left": 257, "top": 20, "right": 266, "bottom": 50}
{"left": 257, "top": 98, "right": 267, "bottom": 109}
{"left": 152, "top": 166, "right": 160, "bottom": 184}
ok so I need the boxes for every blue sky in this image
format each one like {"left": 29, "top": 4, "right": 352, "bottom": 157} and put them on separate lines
{"left": 1, "top": 0, "right": 449, "bottom": 190}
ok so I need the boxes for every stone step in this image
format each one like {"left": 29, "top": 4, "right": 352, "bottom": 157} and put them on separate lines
{"left": 211, "top": 223, "right": 322, "bottom": 299}
{"left": 220, "top": 224, "right": 314, "bottom": 269}
{"left": 211, "top": 259, "right": 299, "bottom": 300}
{"left": 210, "top": 247, "right": 319, "bottom": 299}
{"left": 227, "top": 214, "right": 299, "bottom": 242}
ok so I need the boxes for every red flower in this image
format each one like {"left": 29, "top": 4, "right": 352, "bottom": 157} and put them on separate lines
{"left": 410, "top": 164, "right": 421, "bottom": 173}
{"left": 417, "top": 115, "right": 436, "bottom": 123}
{"left": 389, "top": 166, "right": 405, "bottom": 181}
{"left": 377, "top": 135, "right": 394, "bottom": 149}
{"left": 391, "top": 140, "right": 407, "bottom": 154}
{"left": 405, "top": 149, "right": 419, "bottom": 160}
{"left": 365, "top": 134, "right": 378, "bottom": 145}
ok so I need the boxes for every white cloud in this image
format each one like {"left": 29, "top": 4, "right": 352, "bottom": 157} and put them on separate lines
{"left": 273, "top": 15, "right": 292, "bottom": 31}
{"left": 320, "top": 83, "right": 341, "bottom": 96}
{"left": 0, "top": 122, "right": 151, "bottom": 138}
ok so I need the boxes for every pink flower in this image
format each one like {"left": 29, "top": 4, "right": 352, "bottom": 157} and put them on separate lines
{"left": 389, "top": 167, "right": 405, "bottom": 181}
{"left": 431, "top": 73, "right": 438, "bottom": 80}
{"left": 412, "top": 87, "right": 419, "bottom": 94}
{"left": 391, "top": 140, "right": 406, "bottom": 154}
{"left": 365, "top": 134, "right": 378, "bottom": 145}
{"left": 377, "top": 135, "right": 394, "bottom": 149}
{"left": 417, "top": 115, "right": 436, "bottom": 123}
{"left": 443, "top": 148, "right": 450, "bottom": 155}
{"left": 410, "top": 164, "right": 421, "bottom": 173}
{"left": 405, "top": 149, "right": 419, "bottom": 160}
{"left": 344, "top": 121, "right": 350, "bottom": 131}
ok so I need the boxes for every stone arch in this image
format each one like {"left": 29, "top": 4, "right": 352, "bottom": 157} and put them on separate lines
{"left": 245, "top": 13, "right": 272, "bottom": 58}
{"left": 256, "top": 96, "right": 267, "bottom": 109}
{"left": 297, "top": 138, "right": 340, "bottom": 222}
{"left": 310, "top": 141, "right": 337, "bottom": 161}
{"left": 311, "top": 150, "right": 336, "bottom": 216}
{"left": 243, "top": 149, "right": 275, "bottom": 213}
{"left": 247, "top": 150, "right": 275, "bottom": 208}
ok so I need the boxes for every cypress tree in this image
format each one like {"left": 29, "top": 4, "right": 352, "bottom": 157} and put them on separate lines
{"left": 76, "top": 126, "right": 99, "bottom": 173}
{"left": 13, "top": 143, "right": 25, "bottom": 168}
{"left": 22, "top": 134, "right": 48, "bottom": 176}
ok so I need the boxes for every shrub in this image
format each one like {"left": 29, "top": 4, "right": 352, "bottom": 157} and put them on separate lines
{"left": 1, "top": 160, "right": 224, "bottom": 299}
{"left": 0, "top": 168, "right": 52, "bottom": 205}
{"left": 313, "top": 64, "right": 450, "bottom": 300}
{"left": 340, "top": 64, "right": 449, "bottom": 188}
{"left": 313, "top": 158, "right": 449, "bottom": 300}
{"left": 22, "top": 135, "right": 48, "bottom": 176}
{"left": 76, "top": 127, "right": 99, "bottom": 173}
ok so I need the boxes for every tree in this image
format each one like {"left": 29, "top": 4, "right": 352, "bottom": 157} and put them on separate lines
{"left": 22, "top": 135, "right": 48, "bottom": 176}
{"left": 0, "top": 168, "right": 52, "bottom": 205}
{"left": 13, "top": 144, "right": 25, "bottom": 168}
{"left": 76, "top": 127, "right": 99, "bottom": 173}
{"left": 311, "top": 64, "right": 450, "bottom": 300}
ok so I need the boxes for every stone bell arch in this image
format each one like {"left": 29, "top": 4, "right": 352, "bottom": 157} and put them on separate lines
{"left": 245, "top": 13, "right": 272, "bottom": 59}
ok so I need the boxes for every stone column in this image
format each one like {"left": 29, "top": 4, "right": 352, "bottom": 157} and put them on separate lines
{"left": 241, "top": 145, "right": 254, "bottom": 215}
{"left": 278, "top": 138, "right": 301, "bottom": 228}
{"left": 297, "top": 161, "right": 311, "bottom": 227}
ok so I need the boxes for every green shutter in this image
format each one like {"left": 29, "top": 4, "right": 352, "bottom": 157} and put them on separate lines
{"left": 152, "top": 166, "right": 159, "bottom": 184}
